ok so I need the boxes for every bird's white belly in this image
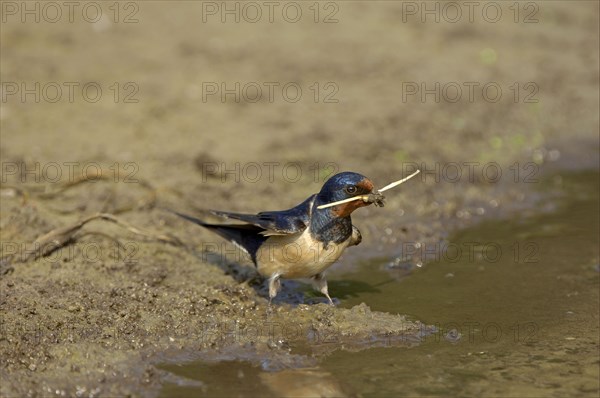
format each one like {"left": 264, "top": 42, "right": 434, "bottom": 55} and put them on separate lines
{"left": 255, "top": 229, "right": 351, "bottom": 279}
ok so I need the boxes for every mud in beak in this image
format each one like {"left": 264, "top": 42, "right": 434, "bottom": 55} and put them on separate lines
{"left": 356, "top": 179, "right": 385, "bottom": 207}
{"left": 364, "top": 190, "right": 386, "bottom": 207}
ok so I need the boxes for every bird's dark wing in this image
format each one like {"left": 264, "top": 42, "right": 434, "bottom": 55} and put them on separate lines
{"left": 171, "top": 211, "right": 268, "bottom": 264}
{"left": 211, "top": 194, "right": 316, "bottom": 236}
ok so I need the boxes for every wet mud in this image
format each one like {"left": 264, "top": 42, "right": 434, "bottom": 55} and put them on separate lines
{"left": 1, "top": 2, "right": 599, "bottom": 396}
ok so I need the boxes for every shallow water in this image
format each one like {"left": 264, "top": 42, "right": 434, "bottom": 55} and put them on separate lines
{"left": 160, "top": 171, "right": 599, "bottom": 397}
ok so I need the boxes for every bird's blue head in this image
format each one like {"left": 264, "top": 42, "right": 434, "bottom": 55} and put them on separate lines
{"left": 316, "top": 171, "right": 377, "bottom": 217}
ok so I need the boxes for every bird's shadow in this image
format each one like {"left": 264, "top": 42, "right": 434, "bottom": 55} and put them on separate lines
{"left": 194, "top": 249, "right": 381, "bottom": 306}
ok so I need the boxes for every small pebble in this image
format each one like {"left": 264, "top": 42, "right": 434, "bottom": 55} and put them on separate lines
{"left": 445, "top": 329, "right": 461, "bottom": 343}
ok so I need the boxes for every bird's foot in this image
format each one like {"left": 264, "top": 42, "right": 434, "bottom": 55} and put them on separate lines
{"left": 325, "top": 293, "right": 335, "bottom": 306}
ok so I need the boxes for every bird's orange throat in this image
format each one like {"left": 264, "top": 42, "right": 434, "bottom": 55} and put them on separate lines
{"left": 330, "top": 200, "right": 371, "bottom": 217}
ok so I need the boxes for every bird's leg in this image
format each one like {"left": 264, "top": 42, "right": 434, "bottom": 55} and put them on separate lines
{"left": 312, "top": 273, "right": 334, "bottom": 305}
{"left": 268, "top": 273, "right": 281, "bottom": 306}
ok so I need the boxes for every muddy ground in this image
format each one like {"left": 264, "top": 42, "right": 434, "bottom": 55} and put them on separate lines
{"left": 1, "top": 2, "right": 599, "bottom": 396}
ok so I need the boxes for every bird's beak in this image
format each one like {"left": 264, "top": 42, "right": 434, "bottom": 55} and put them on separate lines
{"left": 352, "top": 178, "right": 385, "bottom": 208}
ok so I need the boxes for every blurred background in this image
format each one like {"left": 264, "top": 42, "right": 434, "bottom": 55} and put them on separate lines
{"left": 2, "top": 1, "right": 598, "bottom": 249}
{"left": 2, "top": 1, "right": 597, "bottom": 194}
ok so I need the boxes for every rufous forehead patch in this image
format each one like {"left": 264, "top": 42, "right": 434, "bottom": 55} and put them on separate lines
{"left": 357, "top": 178, "right": 374, "bottom": 192}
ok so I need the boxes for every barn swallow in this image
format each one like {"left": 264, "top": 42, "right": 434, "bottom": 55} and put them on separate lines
{"left": 173, "top": 172, "right": 386, "bottom": 305}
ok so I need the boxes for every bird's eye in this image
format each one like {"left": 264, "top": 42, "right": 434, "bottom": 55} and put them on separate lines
{"left": 345, "top": 185, "right": 357, "bottom": 194}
